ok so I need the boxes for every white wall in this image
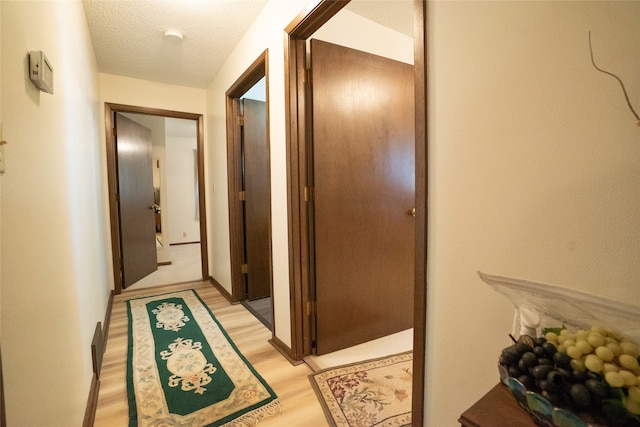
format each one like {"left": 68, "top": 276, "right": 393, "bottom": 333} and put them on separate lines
{"left": 0, "top": 1, "right": 110, "bottom": 425}
{"left": 312, "top": 9, "right": 413, "bottom": 65}
{"left": 205, "top": 0, "right": 309, "bottom": 347}
{"left": 166, "top": 136, "right": 200, "bottom": 243}
{"left": 100, "top": 74, "right": 207, "bottom": 115}
{"left": 426, "top": 1, "right": 640, "bottom": 425}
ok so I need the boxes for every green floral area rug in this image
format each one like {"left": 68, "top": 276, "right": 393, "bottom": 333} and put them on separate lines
{"left": 127, "top": 289, "right": 280, "bottom": 427}
{"left": 309, "top": 352, "right": 413, "bottom": 427}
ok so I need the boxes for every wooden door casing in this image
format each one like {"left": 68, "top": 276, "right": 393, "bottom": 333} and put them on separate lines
{"left": 283, "top": 2, "right": 427, "bottom": 423}
{"left": 105, "top": 104, "right": 208, "bottom": 295}
{"left": 115, "top": 113, "right": 158, "bottom": 287}
{"left": 311, "top": 39, "right": 415, "bottom": 355}
{"left": 242, "top": 99, "right": 271, "bottom": 300}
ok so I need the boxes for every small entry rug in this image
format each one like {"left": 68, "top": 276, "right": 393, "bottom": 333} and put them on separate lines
{"left": 127, "top": 289, "right": 280, "bottom": 426}
{"left": 309, "top": 351, "right": 413, "bottom": 427}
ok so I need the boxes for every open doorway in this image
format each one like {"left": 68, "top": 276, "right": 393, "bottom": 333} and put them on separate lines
{"left": 284, "top": 0, "right": 427, "bottom": 423}
{"left": 105, "top": 103, "right": 209, "bottom": 295}
{"left": 225, "top": 51, "right": 274, "bottom": 331}
{"left": 120, "top": 113, "right": 202, "bottom": 290}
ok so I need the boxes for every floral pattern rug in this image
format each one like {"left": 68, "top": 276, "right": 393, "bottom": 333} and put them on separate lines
{"left": 309, "top": 352, "right": 413, "bottom": 427}
{"left": 126, "top": 289, "right": 280, "bottom": 427}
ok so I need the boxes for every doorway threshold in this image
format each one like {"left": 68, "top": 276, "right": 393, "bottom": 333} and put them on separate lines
{"left": 304, "top": 328, "right": 413, "bottom": 372}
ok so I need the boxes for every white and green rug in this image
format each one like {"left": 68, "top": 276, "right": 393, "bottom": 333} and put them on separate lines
{"left": 127, "top": 289, "right": 280, "bottom": 427}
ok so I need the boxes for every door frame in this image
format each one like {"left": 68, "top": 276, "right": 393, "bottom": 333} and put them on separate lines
{"left": 105, "top": 103, "right": 209, "bottom": 295}
{"left": 284, "top": 1, "right": 427, "bottom": 424}
{"left": 225, "top": 50, "right": 273, "bottom": 310}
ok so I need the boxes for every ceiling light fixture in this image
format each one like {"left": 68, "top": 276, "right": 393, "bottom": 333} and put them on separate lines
{"left": 164, "top": 29, "right": 184, "bottom": 41}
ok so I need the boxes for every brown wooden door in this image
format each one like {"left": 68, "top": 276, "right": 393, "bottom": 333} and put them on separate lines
{"left": 311, "top": 39, "right": 415, "bottom": 355}
{"left": 242, "top": 99, "right": 271, "bottom": 300}
{"left": 115, "top": 113, "right": 158, "bottom": 287}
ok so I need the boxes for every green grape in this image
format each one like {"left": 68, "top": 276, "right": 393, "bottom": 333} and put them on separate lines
{"left": 605, "top": 336, "right": 619, "bottom": 345}
{"left": 629, "top": 386, "right": 640, "bottom": 403}
{"left": 591, "top": 325, "right": 606, "bottom": 336}
{"left": 605, "top": 371, "right": 625, "bottom": 388}
{"left": 570, "top": 357, "right": 586, "bottom": 372}
{"left": 603, "top": 363, "right": 618, "bottom": 373}
{"left": 558, "top": 334, "right": 575, "bottom": 345}
{"left": 621, "top": 341, "right": 639, "bottom": 357}
{"left": 618, "top": 354, "right": 640, "bottom": 371}
{"left": 584, "top": 354, "right": 603, "bottom": 373}
{"left": 587, "top": 332, "right": 605, "bottom": 348}
{"left": 627, "top": 399, "right": 640, "bottom": 415}
{"left": 576, "top": 329, "right": 589, "bottom": 340}
{"left": 545, "top": 331, "right": 559, "bottom": 343}
{"left": 575, "top": 340, "right": 593, "bottom": 355}
{"left": 605, "top": 342, "right": 622, "bottom": 358}
{"left": 604, "top": 327, "right": 621, "bottom": 340}
{"left": 566, "top": 345, "right": 583, "bottom": 359}
{"left": 619, "top": 369, "right": 637, "bottom": 387}
{"left": 595, "top": 345, "right": 615, "bottom": 362}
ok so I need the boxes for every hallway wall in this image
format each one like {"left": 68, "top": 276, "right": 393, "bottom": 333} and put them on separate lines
{"left": 205, "top": 0, "right": 309, "bottom": 348}
{"left": 166, "top": 135, "right": 200, "bottom": 244}
{"left": 0, "top": 1, "right": 110, "bottom": 425}
{"left": 427, "top": 1, "right": 640, "bottom": 424}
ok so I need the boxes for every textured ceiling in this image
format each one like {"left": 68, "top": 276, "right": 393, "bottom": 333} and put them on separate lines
{"left": 86, "top": 1, "right": 413, "bottom": 136}
{"left": 83, "top": 0, "right": 268, "bottom": 89}
{"left": 83, "top": 0, "right": 413, "bottom": 90}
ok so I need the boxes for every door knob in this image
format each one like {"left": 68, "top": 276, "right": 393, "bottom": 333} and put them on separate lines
{"left": 408, "top": 208, "right": 416, "bottom": 217}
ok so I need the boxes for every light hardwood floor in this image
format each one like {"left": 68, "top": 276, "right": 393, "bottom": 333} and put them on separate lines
{"left": 94, "top": 280, "right": 329, "bottom": 426}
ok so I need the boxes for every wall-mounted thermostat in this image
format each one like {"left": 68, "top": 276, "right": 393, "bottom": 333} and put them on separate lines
{"left": 29, "top": 51, "right": 54, "bottom": 94}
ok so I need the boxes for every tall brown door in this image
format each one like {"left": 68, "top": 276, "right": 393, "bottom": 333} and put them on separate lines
{"left": 115, "top": 113, "right": 158, "bottom": 287}
{"left": 311, "top": 39, "right": 415, "bottom": 355}
{"left": 242, "top": 99, "right": 271, "bottom": 300}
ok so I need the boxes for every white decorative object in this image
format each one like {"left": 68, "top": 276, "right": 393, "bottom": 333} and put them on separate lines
{"left": 479, "top": 271, "right": 640, "bottom": 344}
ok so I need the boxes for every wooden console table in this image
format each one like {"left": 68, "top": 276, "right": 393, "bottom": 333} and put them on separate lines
{"left": 459, "top": 383, "right": 536, "bottom": 427}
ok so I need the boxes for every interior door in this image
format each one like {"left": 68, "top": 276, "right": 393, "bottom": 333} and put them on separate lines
{"left": 311, "top": 39, "right": 415, "bottom": 355}
{"left": 242, "top": 99, "right": 271, "bottom": 300}
{"left": 116, "top": 113, "right": 158, "bottom": 287}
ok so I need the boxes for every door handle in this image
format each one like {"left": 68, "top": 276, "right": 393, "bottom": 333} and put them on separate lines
{"left": 408, "top": 208, "right": 416, "bottom": 217}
